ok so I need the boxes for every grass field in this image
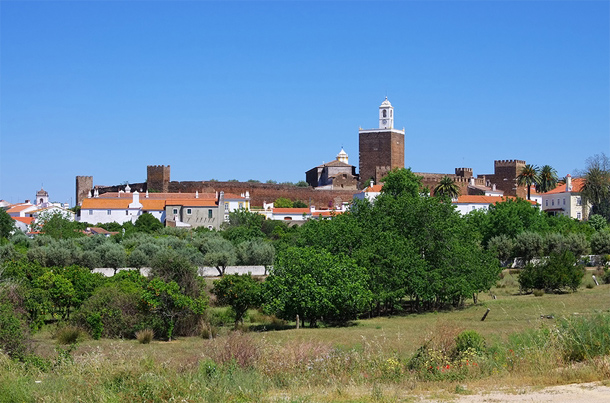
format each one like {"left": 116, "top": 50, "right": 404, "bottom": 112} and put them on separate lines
{"left": 2, "top": 270, "right": 610, "bottom": 402}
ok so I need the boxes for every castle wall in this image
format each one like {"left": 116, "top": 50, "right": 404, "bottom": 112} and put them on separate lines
{"left": 481, "top": 160, "right": 527, "bottom": 198}
{"left": 147, "top": 165, "right": 170, "bottom": 193}
{"left": 75, "top": 176, "right": 93, "bottom": 206}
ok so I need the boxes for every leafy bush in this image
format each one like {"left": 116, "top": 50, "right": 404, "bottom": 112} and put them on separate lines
{"left": 518, "top": 251, "right": 584, "bottom": 293}
{"left": 127, "top": 248, "right": 149, "bottom": 269}
{"left": 453, "top": 330, "right": 486, "bottom": 357}
{"left": 564, "top": 232, "right": 589, "bottom": 257}
{"left": 56, "top": 325, "right": 85, "bottom": 345}
{"left": 514, "top": 231, "right": 543, "bottom": 262}
{"left": 135, "top": 328, "right": 154, "bottom": 344}
{"left": 212, "top": 274, "right": 261, "bottom": 328}
{"left": 487, "top": 235, "right": 514, "bottom": 263}
{"left": 591, "top": 231, "right": 610, "bottom": 255}
{"left": 0, "top": 302, "right": 30, "bottom": 360}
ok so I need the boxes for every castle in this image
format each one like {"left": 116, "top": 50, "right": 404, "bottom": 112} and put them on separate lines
{"left": 76, "top": 98, "right": 529, "bottom": 209}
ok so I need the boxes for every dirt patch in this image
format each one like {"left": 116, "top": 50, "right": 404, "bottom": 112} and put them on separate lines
{"left": 419, "top": 382, "right": 610, "bottom": 402}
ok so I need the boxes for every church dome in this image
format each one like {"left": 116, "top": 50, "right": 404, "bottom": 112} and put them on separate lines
{"left": 380, "top": 97, "right": 392, "bottom": 107}
{"left": 336, "top": 148, "right": 349, "bottom": 164}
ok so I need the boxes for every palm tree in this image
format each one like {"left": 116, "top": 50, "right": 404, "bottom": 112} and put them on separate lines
{"left": 516, "top": 164, "right": 540, "bottom": 200}
{"left": 580, "top": 153, "right": 610, "bottom": 220}
{"left": 434, "top": 176, "right": 460, "bottom": 199}
{"left": 536, "top": 165, "right": 558, "bottom": 194}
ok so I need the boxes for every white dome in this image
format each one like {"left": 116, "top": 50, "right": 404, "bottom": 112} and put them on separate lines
{"left": 380, "top": 96, "right": 392, "bottom": 107}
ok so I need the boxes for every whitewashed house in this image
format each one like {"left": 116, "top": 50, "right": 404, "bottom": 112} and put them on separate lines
{"left": 540, "top": 175, "right": 588, "bottom": 220}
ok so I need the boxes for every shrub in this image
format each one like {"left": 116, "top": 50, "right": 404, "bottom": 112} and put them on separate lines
{"left": 79, "top": 250, "right": 101, "bottom": 270}
{"left": 557, "top": 313, "right": 610, "bottom": 361}
{"left": 86, "top": 313, "right": 103, "bottom": 340}
{"left": 533, "top": 289, "right": 545, "bottom": 297}
{"left": 487, "top": 235, "right": 514, "bottom": 263}
{"left": 518, "top": 251, "right": 584, "bottom": 293}
{"left": 135, "top": 328, "right": 154, "bottom": 344}
{"left": 56, "top": 325, "right": 85, "bottom": 345}
{"left": 565, "top": 232, "right": 590, "bottom": 257}
{"left": 544, "top": 232, "right": 566, "bottom": 256}
{"left": 0, "top": 244, "right": 19, "bottom": 264}
{"left": 591, "top": 231, "right": 610, "bottom": 255}
{"left": 514, "top": 231, "right": 544, "bottom": 262}
{"left": 453, "top": 330, "right": 486, "bottom": 357}
{"left": 0, "top": 302, "right": 30, "bottom": 360}
{"left": 127, "top": 248, "right": 149, "bottom": 269}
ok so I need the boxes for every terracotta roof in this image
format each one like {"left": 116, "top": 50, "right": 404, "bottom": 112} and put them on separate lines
{"left": 311, "top": 211, "right": 341, "bottom": 217}
{"left": 6, "top": 204, "right": 34, "bottom": 213}
{"left": 317, "top": 160, "right": 354, "bottom": 168}
{"left": 364, "top": 184, "right": 383, "bottom": 192}
{"left": 12, "top": 217, "right": 34, "bottom": 225}
{"left": 454, "top": 196, "right": 537, "bottom": 206}
{"left": 81, "top": 199, "right": 166, "bottom": 210}
{"left": 273, "top": 208, "right": 310, "bottom": 214}
{"left": 223, "top": 193, "right": 247, "bottom": 200}
{"left": 166, "top": 199, "right": 218, "bottom": 207}
{"left": 542, "top": 178, "right": 585, "bottom": 195}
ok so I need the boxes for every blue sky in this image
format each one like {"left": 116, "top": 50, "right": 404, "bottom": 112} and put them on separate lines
{"left": 1, "top": 1, "right": 608, "bottom": 205}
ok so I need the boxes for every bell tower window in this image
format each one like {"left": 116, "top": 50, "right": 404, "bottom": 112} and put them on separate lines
{"left": 382, "top": 110, "right": 387, "bottom": 118}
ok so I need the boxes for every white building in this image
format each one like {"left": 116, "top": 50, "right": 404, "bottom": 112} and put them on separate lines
{"left": 80, "top": 191, "right": 166, "bottom": 225}
{"left": 540, "top": 175, "right": 587, "bottom": 220}
{"left": 452, "top": 195, "right": 537, "bottom": 215}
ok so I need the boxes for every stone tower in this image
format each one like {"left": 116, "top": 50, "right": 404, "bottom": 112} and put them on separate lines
{"left": 359, "top": 98, "right": 405, "bottom": 185}
{"left": 147, "top": 165, "right": 171, "bottom": 193}
{"left": 75, "top": 176, "right": 93, "bottom": 206}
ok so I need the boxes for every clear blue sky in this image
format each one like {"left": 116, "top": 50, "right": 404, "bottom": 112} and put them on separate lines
{"left": 1, "top": 1, "right": 608, "bottom": 206}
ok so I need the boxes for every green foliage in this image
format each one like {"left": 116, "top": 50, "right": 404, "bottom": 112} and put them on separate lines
{"left": 200, "top": 238, "right": 237, "bottom": 276}
{"left": 557, "top": 312, "right": 610, "bottom": 361}
{"left": 487, "top": 235, "right": 514, "bottom": 263}
{"left": 516, "top": 164, "right": 540, "bottom": 200}
{"left": 33, "top": 270, "right": 75, "bottom": 319}
{"left": 263, "top": 247, "right": 371, "bottom": 326}
{"left": 212, "top": 274, "right": 261, "bottom": 328}
{"left": 34, "top": 211, "right": 84, "bottom": 239}
{"left": 86, "top": 313, "right": 103, "bottom": 340}
{"left": 591, "top": 230, "right": 610, "bottom": 255}
{"left": 295, "top": 181, "right": 309, "bottom": 187}
{"left": 127, "top": 248, "right": 149, "bottom": 268}
{"left": 564, "top": 232, "right": 589, "bottom": 257}
{"left": 513, "top": 231, "right": 544, "bottom": 263}
{"left": 588, "top": 214, "right": 607, "bottom": 231}
{"left": 235, "top": 239, "right": 275, "bottom": 266}
{"left": 292, "top": 200, "right": 308, "bottom": 208}
{"left": 380, "top": 167, "right": 423, "bottom": 198}
{"left": 133, "top": 213, "right": 163, "bottom": 234}
{"left": 0, "top": 210, "right": 16, "bottom": 239}
{"left": 150, "top": 248, "right": 200, "bottom": 297}
{"left": 273, "top": 197, "right": 293, "bottom": 208}
{"left": 454, "top": 330, "right": 486, "bottom": 356}
{"left": 55, "top": 325, "right": 84, "bottom": 344}
{"left": 141, "top": 278, "right": 208, "bottom": 340}
{"left": 536, "top": 165, "right": 558, "bottom": 194}
{"left": 222, "top": 209, "right": 265, "bottom": 243}
{"left": 484, "top": 198, "right": 549, "bottom": 244}
{"left": 433, "top": 176, "right": 460, "bottom": 199}
{"left": 96, "top": 243, "right": 126, "bottom": 273}
{"left": 581, "top": 153, "right": 610, "bottom": 218}
{"left": 0, "top": 302, "right": 29, "bottom": 360}
{"left": 518, "top": 251, "right": 584, "bottom": 293}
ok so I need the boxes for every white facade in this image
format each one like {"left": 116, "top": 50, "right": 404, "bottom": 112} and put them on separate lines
{"left": 540, "top": 176, "right": 587, "bottom": 220}
{"left": 379, "top": 97, "right": 394, "bottom": 129}
{"left": 80, "top": 207, "right": 165, "bottom": 225}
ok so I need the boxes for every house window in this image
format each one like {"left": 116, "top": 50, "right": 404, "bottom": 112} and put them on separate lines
{"left": 238, "top": 202, "right": 243, "bottom": 209}
{"left": 577, "top": 212, "right": 582, "bottom": 220}
{"left": 208, "top": 209, "right": 213, "bottom": 218}
{"left": 576, "top": 197, "right": 582, "bottom": 206}
{"left": 545, "top": 200, "right": 548, "bottom": 207}
{"left": 186, "top": 208, "right": 192, "bottom": 215}
{"left": 552, "top": 200, "right": 554, "bottom": 206}
{"left": 107, "top": 210, "right": 111, "bottom": 215}
{"left": 224, "top": 203, "right": 229, "bottom": 212}
{"left": 173, "top": 208, "right": 178, "bottom": 215}
{"left": 126, "top": 210, "right": 129, "bottom": 215}
{"left": 284, "top": 216, "right": 292, "bottom": 220}
{"left": 89, "top": 210, "right": 93, "bottom": 215}
{"left": 382, "top": 110, "right": 387, "bottom": 118}
{"left": 563, "top": 198, "right": 565, "bottom": 205}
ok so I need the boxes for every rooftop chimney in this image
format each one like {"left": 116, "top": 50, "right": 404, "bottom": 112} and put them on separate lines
{"left": 566, "top": 174, "right": 572, "bottom": 192}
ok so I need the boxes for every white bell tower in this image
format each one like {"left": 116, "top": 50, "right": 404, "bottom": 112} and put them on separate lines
{"left": 378, "top": 97, "right": 394, "bottom": 129}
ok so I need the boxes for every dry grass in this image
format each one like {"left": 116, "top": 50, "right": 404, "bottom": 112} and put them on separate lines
{"left": 8, "top": 281, "right": 610, "bottom": 401}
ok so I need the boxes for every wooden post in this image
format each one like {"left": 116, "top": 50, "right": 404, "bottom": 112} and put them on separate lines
{"left": 592, "top": 275, "right": 599, "bottom": 286}
{"left": 296, "top": 314, "right": 300, "bottom": 330}
{"left": 481, "top": 308, "right": 490, "bottom": 321}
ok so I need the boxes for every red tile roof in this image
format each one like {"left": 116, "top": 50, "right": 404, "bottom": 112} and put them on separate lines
{"left": 81, "top": 199, "right": 166, "bottom": 210}
{"left": 166, "top": 199, "right": 218, "bottom": 207}
{"left": 12, "top": 217, "right": 34, "bottom": 225}
{"left": 273, "top": 208, "right": 310, "bottom": 214}
{"left": 6, "top": 204, "right": 34, "bottom": 213}
{"left": 454, "top": 195, "right": 537, "bottom": 206}
{"left": 364, "top": 184, "right": 383, "bottom": 192}
{"left": 542, "top": 178, "right": 585, "bottom": 195}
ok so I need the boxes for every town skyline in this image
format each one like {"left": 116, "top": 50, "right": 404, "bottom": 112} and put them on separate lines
{"left": 1, "top": 1, "right": 608, "bottom": 205}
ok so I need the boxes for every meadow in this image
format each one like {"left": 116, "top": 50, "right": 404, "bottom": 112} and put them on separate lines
{"left": 2, "top": 269, "right": 610, "bottom": 402}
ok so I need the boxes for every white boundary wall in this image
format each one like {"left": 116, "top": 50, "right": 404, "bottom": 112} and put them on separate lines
{"left": 92, "top": 265, "right": 267, "bottom": 277}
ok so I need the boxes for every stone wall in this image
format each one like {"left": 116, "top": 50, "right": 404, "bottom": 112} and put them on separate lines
{"left": 75, "top": 176, "right": 93, "bottom": 206}
{"left": 168, "top": 180, "right": 358, "bottom": 207}
{"left": 359, "top": 130, "right": 405, "bottom": 185}
{"left": 147, "top": 165, "right": 170, "bottom": 193}
{"left": 481, "top": 160, "right": 527, "bottom": 198}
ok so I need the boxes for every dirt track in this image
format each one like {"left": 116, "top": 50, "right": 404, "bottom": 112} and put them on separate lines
{"left": 421, "top": 382, "right": 610, "bottom": 402}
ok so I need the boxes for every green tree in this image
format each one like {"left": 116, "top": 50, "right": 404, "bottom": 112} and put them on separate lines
{"left": 0, "top": 209, "right": 15, "bottom": 239}
{"left": 518, "top": 251, "right": 584, "bottom": 293}
{"left": 33, "top": 211, "right": 84, "bottom": 239}
{"left": 433, "top": 176, "right": 460, "bottom": 199}
{"left": 516, "top": 164, "right": 540, "bottom": 200}
{"left": 212, "top": 274, "right": 261, "bottom": 328}
{"left": 33, "top": 270, "right": 75, "bottom": 319}
{"left": 295, "top": 181, "right": 309, "bottom": 187}
{"left": 96, "top": 243, "right": 127, "bottom": 275}
{"left": 292, "top": 200, "right": 308, "bottom": 208}
{"left": 150, "top": 248, "right": 200, "bottom": 297}
{"left": 380, "top": 168, "right": 423, "bottom": 198}
{"left": 134, "top": 213, "right": 163, "bottom": 234}
{"left": 591, "top": 230, "right": 610, "bottom": 255}
{"left": 141, "top": 278, "right": 207, "bottom": 340}
{"left": 536, "top": 165, "right": 558, "bottom": 194}
{"left": 235, "top": 239, "right": 275, "bottom": 271}
{"left": 274, "top": 197, "right": 293, "bottom": 208}
{"left": 581, "top": 153, "right": 610, "bottom": 220}
{"left": 263, "top": 247, "right": 371, "bottom": 326}
{"left": 514, "top": 231, "right": 544, "bottom": 263}
{"left": 202, "top": 237, "right": 237, "bottom": 276}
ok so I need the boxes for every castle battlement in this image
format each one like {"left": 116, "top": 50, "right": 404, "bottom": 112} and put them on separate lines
{"left": 494, "top": 160, "right": 525, "bottom": 167}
